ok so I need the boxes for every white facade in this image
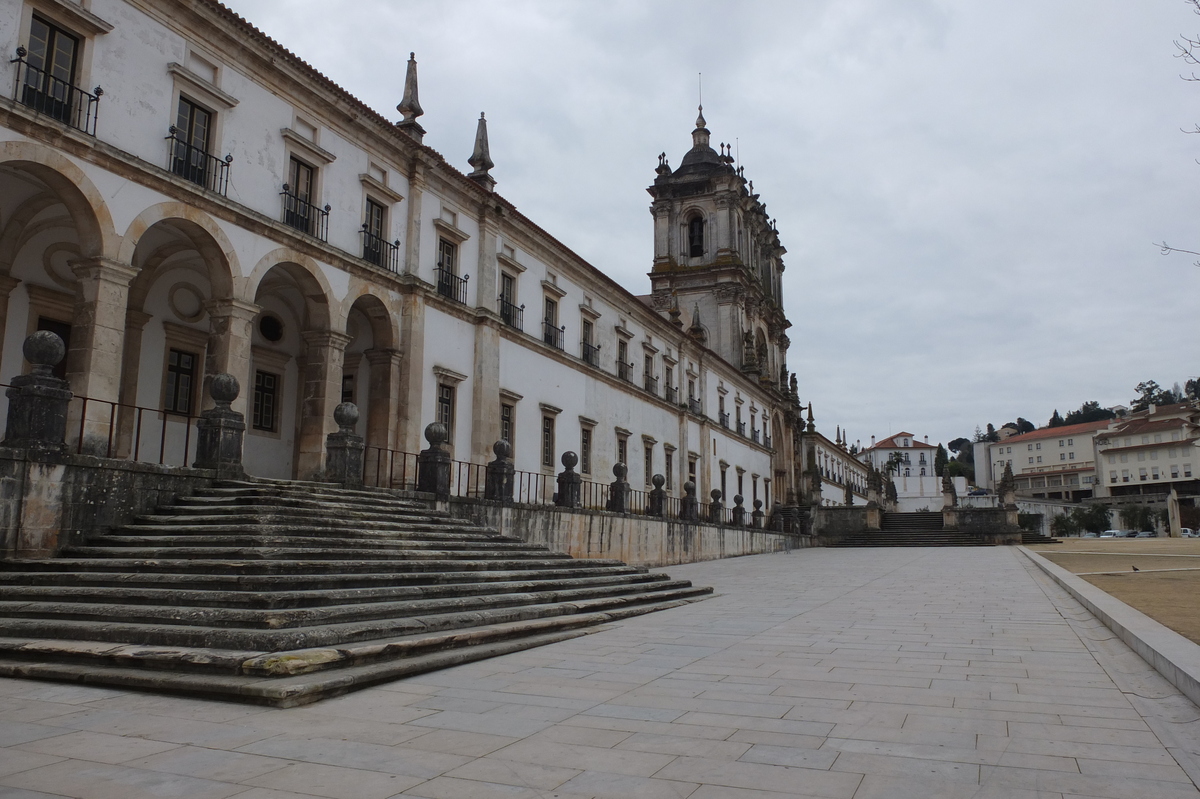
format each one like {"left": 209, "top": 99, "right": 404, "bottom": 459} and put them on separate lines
{"left": 858, "top": 432, "right": 942, "bottom": 512}
{"left": 1092, "top": 403, "right": 1200, "bottom": 500}
{"left": 0, "top": 0, "right": 799, "bottom": 507}
{"left": 982, "top": 420, "right": 1109, "bottom": 501}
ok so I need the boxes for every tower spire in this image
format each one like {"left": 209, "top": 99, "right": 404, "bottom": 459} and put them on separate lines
{"left": 396, "top": 52, "right": 425, "bottom": 142}
{"left": 468, "top": 112, "right": 496, "bottom": 191}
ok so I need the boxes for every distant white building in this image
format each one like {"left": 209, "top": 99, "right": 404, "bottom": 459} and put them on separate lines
{"left": 980, "top": 420, "right": 1110, "bottom": 501}
{"left": 858, "top": 432, "right": 942, "bottom": 512}
{"left": 1092, "top": 403, "right": 1200, "bottom": 500}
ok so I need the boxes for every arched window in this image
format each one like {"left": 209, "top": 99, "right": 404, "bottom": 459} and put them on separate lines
{"left": 688, "top": 215, "right": 704, "bottom": 258}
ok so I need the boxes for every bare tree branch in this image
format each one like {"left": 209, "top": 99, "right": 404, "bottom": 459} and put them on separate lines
{"left": 1157, "top": 241, "right": 1200, "bottom": 267}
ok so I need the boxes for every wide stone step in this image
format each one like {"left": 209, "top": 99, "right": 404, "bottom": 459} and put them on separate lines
{"left": 0, "top": 578, "right": 696, "bottom": 631}
{"left": 209, "top": 480, "right": 431, "bottom": 505}
{"left": 0, "top": 556, "right": 626, "bottom": 575}
{"left": 92, "top": 535, "right": 543, "bottom": 553}
{"left": 0, "top": 564, "right": 649, "bottom": 591}
{"left": 0, "top": 584, "right": 714, "bottom": 650}
{"left": 179, "top": 493, "right": 431, "bottom": 512}
{"left": 62, "top": 544, "right": 576, "bottom": 562}
{"left": 118, "top": 521, "right": 511, "bottom": 540}
{"left": 131, "top": 511, "right": 478, "bottom": 529}
{"left": 0, "top": 572, "right": 671, "bottom": 609}
{"left": 0, "top": 596, "right": 707, "bottom": 707}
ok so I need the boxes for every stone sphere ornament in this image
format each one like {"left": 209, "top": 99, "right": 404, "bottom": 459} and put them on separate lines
{"left": 209, "top": 373, "right": 240, "bottom": 404}
{"left": 424, "top": 422, "right": 448, "bottom": 446}
{"left": 651, "top": 474, "right": 665, "bottom": 489}
{"left": 334, "top": 402, "right": 359, "bottom": 429}
{"left": 734, "top": 494, "right": 744, "bottom": 506}
{"left": 683, "top": 480, "right": 696, "bottom": 496}
{"left": 561, "top": 451, "right": 578, "bottom": 470}
{"left": 711, "top": 489, "right": 722, "bottom": 502}
{"left": 24, "top": 330, "right": 66, "bottom": 372}
{"left": 493, "top": 439, "right": 511, "bottom": 459}
{"left": 612, "top": 461, "right": 627, "bottom": 479}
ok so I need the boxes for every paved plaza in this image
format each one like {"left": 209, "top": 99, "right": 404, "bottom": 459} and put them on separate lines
{"left": 2, "top": 547, "right": 1200, "bottom": 798}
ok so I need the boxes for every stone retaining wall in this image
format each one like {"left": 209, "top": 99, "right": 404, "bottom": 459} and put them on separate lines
{"left": 449, "top": 498, "right": 808, "bottom": 567}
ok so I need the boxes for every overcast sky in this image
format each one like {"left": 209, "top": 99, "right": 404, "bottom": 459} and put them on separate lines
{"left": 223, "top": 0, "right": 1200, "bottom": 450}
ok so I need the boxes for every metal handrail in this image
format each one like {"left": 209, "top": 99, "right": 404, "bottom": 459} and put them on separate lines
{"left": 167, "top": 128, "right": 231, "bottom": 195}
{"left": 281, "top": 184, "right": 330, "bottom": 240}
{"left": 360, "top": 226, "right": 400, "bottom": 271}
{"left": 12, "top": 47, "right": 101, "bottom": 135}
{"left": 435, "top": 267, "right": 469, "bottom": 303}
{"left": 499, "top": 297, "right": 524, "bottom": 330}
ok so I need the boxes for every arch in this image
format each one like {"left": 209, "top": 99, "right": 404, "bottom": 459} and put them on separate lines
{"left": 0, "top": 140, "right": 118, "bottom": 259}
{"left": 248, "top": 248, "right": 334, "bottom": 332}
{"left": 685, "top": 209, "right": 706, "bottom": 258}
{"left": 118, "top": 203, "right": 238, "bottom": 299}
{"left": 342, "top": 289, "right": 398, "bottom": 350}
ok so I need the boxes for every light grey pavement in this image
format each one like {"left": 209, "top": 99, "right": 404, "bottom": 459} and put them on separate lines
{"left": 3, "top": 547, "right": 1200, "bottom": 798}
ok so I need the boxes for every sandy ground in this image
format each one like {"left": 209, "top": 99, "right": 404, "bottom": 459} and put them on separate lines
{"left": 1030, "top": 537, "right": 1200, "bottom": 644}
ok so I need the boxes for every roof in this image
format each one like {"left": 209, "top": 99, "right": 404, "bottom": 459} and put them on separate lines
{"left": 1106, "top": 416, "right": 1193, "bottom": 437}
{"left": 992, "top": 420, "right": 1112, "bottom": 446}
{"left": 862, "top": 432, "right": 936, "bottom": 452}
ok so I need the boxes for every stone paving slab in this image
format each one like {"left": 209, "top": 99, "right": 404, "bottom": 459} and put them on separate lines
{"left": 1, "top": 547, "right": 1200, "bottom": 797}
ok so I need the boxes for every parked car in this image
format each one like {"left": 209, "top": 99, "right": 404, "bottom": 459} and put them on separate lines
{"left": 1100, "top": 530, "right": 1121, "bottom": 538}
{"left": 1182, "top": 528, "right": 1197, "bottom": 538}
{"left": 1082, "top": 532, "right": 1099, "bottom": 538}
{"left": 1135, "top": 531, "right": 1157, "bottom": 538}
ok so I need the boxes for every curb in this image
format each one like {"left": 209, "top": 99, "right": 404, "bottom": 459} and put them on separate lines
{"left": 1019, "top": 546, "right": 1200, "bottom": 709}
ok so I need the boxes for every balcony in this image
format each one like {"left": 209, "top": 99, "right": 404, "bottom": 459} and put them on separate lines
{"left": 665, "top": 385, "right": 678, "bottom": 403}
{"left": 13, "top": 47, "right": 101, "bottom": 135}
{"left": 542, "top": 320, "right": 564, "bottom": 350}
{"left": 688, "top": 397, "right": 702, "bottom": 415}
{"left": 751, "top": 429, "right": 760, "bottom": 444}
{"left": 435, "top": 267, "right": 469, "bottom": 304}
{"left": 281, "top": 185, "right": 330, "bottom": 241}
{"left": 737, "top": 421, "right": 746, "bottom": 436}
{"left": 719, "top": 412, "right": 730, "bottom": 429}
{"left": 618, "top": 361, "right": 633, "bottom": 382}
{"left": 643, "top": 374, "right": 659, "bottom": 396}
{"left": 361, "top": 226, "right": 400, "bottom": 271}
{"left": 498, "top": 297, "right": 524, "bottom": 330}
{"left": 167, "top": 128, "right": 231, "bottom": 195}
{"left": 581, "top": 341, "right": 600, "bottom": 367}
{"left": 764, "top": 433, "right": 773, "bottom": 448}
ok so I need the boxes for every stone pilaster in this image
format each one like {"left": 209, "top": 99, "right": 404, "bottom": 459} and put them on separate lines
{"left": 67, "top": 257, "right": 136, "bottom": 455}
{"left": 470, "top": 321, "right": 500, "bottom": 463}
{"left": 0, "top": 275, "right": 22, "bottom": 356}
{"left": 404, "top": 162, "right": 426, "bottom": 276}
{"left": 205, "top": 298, "right": 260, "bottom": 416}
{"left": 396, "top": 293, "right": 425, "bottom": 454}
{"left": 114, "top": 309, "right": 152, "bottom": 458}
{"left": 363, "top": 347, "right": 403, "bottom": 453}
{"left": 296, "top": 329, "right": 352, "bottom": 481}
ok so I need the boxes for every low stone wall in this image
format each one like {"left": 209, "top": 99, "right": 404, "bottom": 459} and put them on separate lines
{"left": 945, "top": 506, "right": 1022, "bottom": 545}
{"left": 810, "top": 506, "right": 873, "bottom": 546}
{"left": 0, "top": 448, "right": 219, "bottom": 558}
{"left": 449, "top": 498, "right": 808, "bottom": 567}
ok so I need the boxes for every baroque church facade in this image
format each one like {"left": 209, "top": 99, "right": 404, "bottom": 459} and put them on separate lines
{"left": 0, "top": 0, "right": 814, "bottom": 515}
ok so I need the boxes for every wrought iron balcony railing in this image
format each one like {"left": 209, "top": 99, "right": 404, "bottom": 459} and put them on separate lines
{"left": 361, "top": 226, "right": 400, "bottom": 271}
{"left": 12, "top": 47, "right": 101, "bottom": 135}
{"left": 643, "top": 374, "right": 659, "bottom": 396}
{"left": 581, "top": 341, "right": 601, "bottom": 367}
{"left": 281, "top": 185, "right": 330, "bottom": 241}
{"left": 688, "top": 397, "right": 702, "bottom": 415}
{"left": 435, "top": 267, "right": 469, "bottom": 303}
{"left": 167, "top": 128, "right": 231, "bottom": 194}
{"left": 542, "top": 320, "right": 564, "bottom": 350}
{"left": 499, "top": 297, "right": 524, "bottom": 330}
{"left": 751, "top": 429, "right": 760, "bottom": 444}
{"left": 665, "top": 385, "right": 678, "bottom": 403}
{"left": 737, "top": 421, "right": 746, "bottom": 436}
{"left": 764, "top": 433, "right": 773, "bottom": 448}
{"left": 617, "top": 361, "right": 633, "bottom": 382}
{"left": 719, "top": 412, "right": 730, "bottom": 428}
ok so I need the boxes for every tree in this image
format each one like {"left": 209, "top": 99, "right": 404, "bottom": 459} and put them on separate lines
{"left": 1119, "top": 504, "right": 1156, "bottom": 532}
{"left": 884, "top": 452, "right": 905, "bottom": 474}
{"left": 1161, "top": 1, "right": 1200, "bottom": 265}
{"left": 1050, "top": 513, "right": 1079, "bottom": 538}
{"left": 1047, "top": 409, "right": 1065, "bottom": 428}
{"left": 1131, "top": 380, "right": 1183, "bottom": 411}
{"left": 1062, "top": 401, "right": 1116, "bottom": 426}
{"left": 1071, "top": 504, "right": 1111, "bottom": 534}
{"left": 984, "top": 423, "right": 999, "bottom": 443}
{"left": 934, "top": 444, "right": 948, "bottom": 477}
{"left": 1014, "top": 417, "right": 1035, "bottom": 434}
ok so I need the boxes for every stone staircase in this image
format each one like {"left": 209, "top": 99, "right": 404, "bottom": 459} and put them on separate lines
{"left": 0, "top": 478, "right": 712, "bottom": 706}
{"left": 833, "top": 511, "right": 990, "bottom": 547}
{"left": 1020, "top": 531, "right": 1062, "bottom": 545}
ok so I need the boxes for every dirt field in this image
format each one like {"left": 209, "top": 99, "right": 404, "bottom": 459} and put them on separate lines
{"left": 1029, "top": 537, "right": 1200, "bottom": 644}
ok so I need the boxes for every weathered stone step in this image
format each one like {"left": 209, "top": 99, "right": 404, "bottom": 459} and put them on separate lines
{"left": 210, "top": 480, "right": 430, "bottom": 505}
{"left": 131, "top": 511, "right": 479, "bottom": 530}
{"left": 0, "top": 556, "right": 630, "bottom": 575}
{"left": 0, "top": 584, "right": 714, "bottom": 650}
{"left": 0, "top": 579, "right": 697, "bottom": 631}
{"left": 179, "top": 492, "right": 431, "bottom": 512}
{"left": 92, "top": 535, "right": 543, "bottom": 553}
{"left": 0, "top": 572, "right": 671, "bottom": 609}
{"left": 0, "top": 564, "right": 648, "bottom": 590}
{"left": 117, "top": 521, "right": 514, "bottom": 540}
{"left": 62, "top": 545, "right": 575, "bottom": 562}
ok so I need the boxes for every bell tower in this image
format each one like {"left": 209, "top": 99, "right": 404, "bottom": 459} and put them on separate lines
{"left": 646, "top": 108, "right": 791, "bottom": 385}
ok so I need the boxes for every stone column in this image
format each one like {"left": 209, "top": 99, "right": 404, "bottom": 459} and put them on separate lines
{"left": 470, "top": 321, "right": 501, "bottom": 463}
{"left": 708, "top": 489, "right": 724, "bottom": 524}
{"left": 732, "top": 494, "right": 745, "bottom": 526}
{"left": 606, "top": 462, "right": 629, "bottom": 513}
{"left": 67, "top": 258, "right": 136, "bottom": 454}
{"left": 114, "top": 309, "right": 152, "bottom": 458}
{"left": 484, "top": 439, "right": 514, "bottom": 502}
{"left": 363, "top": 347, "right": 402, "bottom": 452}
{"left": 417, "top": 422, "right": 451, "bottom": 500}
{"left": 193, "top": 373, "right": 245, "bottom": 476}
{"left": 296, "top": 329, "right": 352, "bottom": 481}
{"left": 680, "top": 481, "right": 699, "bottom": 522}
{"left": 396, "top": 293, "right": 426, "bottom": 454}
{"left": 205, "top": 298, "right": 260, "bottom": 416}
{"left": 0, "top": 275, "right": 22, "bottom": 355}
{"left": 403, "top": 161, "right": 425, "bottom": 276}
{"left": 647, "top": 474, "right": 666, "bottom": 517}
{"left": 555, "top": 451, "right": 582, "bottom": 508}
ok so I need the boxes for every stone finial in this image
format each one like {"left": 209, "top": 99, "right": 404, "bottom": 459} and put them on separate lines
{"left": 424, "top": 422, "right": 448, "bottom": 447}
{"left": 194, "top": 372, "right": 245, "bottom": 475}
{"left": 210, "top": 373, "right": 239, "bottom": 406}
{"left": 468, "top": 112, "right": 496, "bottom": 190}
{"left": 652, "top": 474, "right": 665, "bottom": 489}
{"left": 613, "top": 462, "right": 627, "bottom": 480}
{"left": 485, "top": 438, "right": 515, "bottom": 502}
{"left": 333, "top": 402, "right": 358, "bottom": 432}
{"left": 680, "top": 480, "right": 699, "bottom": 522}
{"left": 561, "top": 450, "right": 578, "bottom": 471}
{"left": 607, "top": 461, "right": 630, "bottom": 513}
{"left": 648, "top": 473, "right": 666, "bottom": 517}
{"left": 493, "top": 439, "right": 512, "bottom": 459}
{"left": 688, "top": 303, "right": 706, "bottom": 343}
{"left": 24, "top": 330, "right": 65, "bottom": 377}
{"left": 396, "top": 52, "right": 425, "bottom": 142}
{"left": 556, "top": 451, "right": 582, "bottom": 508}
{"left": 710, "top": 488, "right": 722, "bottom": 503}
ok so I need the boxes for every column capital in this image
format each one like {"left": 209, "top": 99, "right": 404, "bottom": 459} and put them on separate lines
{"left": 301, "top": 329, "right": 353, "bottom": 351}
{"left": 205, "top": 297, "right": 261, "bottom": 321}
{"left": 125, "top": 309, "right": 153, "bottom": 330}
{"left": 0, "top": 275, "right": 21, "bottom": 297}
{"left": 363, "top": 347, "right": 403, "bottom": 367}
{"left": 69, "top": 257, "right": 137, "bottom": 286}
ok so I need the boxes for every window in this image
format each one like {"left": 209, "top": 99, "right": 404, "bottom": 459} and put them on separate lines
{"left": 172, "top": 97, "right": 213, "bottom": 187}
{"left": 1186, "top": 464, "right": 1193, "bottom": 478}
{"left": 499, "top": 273, "right": 521, "bottom": 329}
{"left": 500, "top": 402, "right": 514, "bottom": 444}
{"left": 1036, "top": 443, "right": 1041, "bottom": 450}
{"left": 1138, "top": 468, "right": 1148, "bottom": 481}
{"left": 687, "top": 215, "right": 704, "bottom": 258}
{"left": 362, "top": 198, "right": 387, "bottom": 266}
{"left": 284, "top": 156, "right": 317, "bottom": 234}
{"left": 1151, "top": 451, "right": 1159, "bottom": 461}
{"left": 617, "top": 435, "right": 628, "bottom": 467}
{"left": 1036, "top": 456, "right": 1042, "bottom": 463}
{"left": 617, "top": 340, "right": 630, "bottom": 380}
{"left": 438, "top": 238, "right": 457, "bottom": 274}
{"left": 665, "top": 450, "right": 673, "bottom": 490}
{"left": 1069, "top": 452, "right": 1075, "bottom": 460}
{"left": 436, "top": 384, "right": 455, "bottom": 438}
{"left": 436, "top": 239, "right": 465, "bottom": 302}
{"left": 340, "top": 373, "right": 354, "bottom": 404}
{"left": 1058, "top": 440, "right": 1064, "bottom": 447}
{"left": 1122, "top": 470, "right": 1130, "bottom": 483}
{"left": 904, "top": 468, "right": 911, "bottom": 477}
{"left": 1028, "top": 444, "right": 1032, "bottom": 451}
{"left": 1152, "top": 467, "right": 1161, "bottom": 480}
{"left": 541, "top": 415, "right": 556, "bottom": 468}
{"left": 580, "top": 427, "right": 592, "bottom": 474}
{"left": 21, "top": 16, "right": 79, "bottom": 125}
{"left": 164, "top": 349, "right": 197, "bottom": 414}
{"left": 689, "top": 457, "right": 698, "bottom": 486}
{"left": 252, "top": 370, "right": 279, "bottom": 432}
{"left": 1172, "top": 466, "right": 1180, "bottom": 478}
{"left": 1110, "top": 470, "right": 1117, "bottom": 484}
{"left": 1060, "top": 453, "right": 1065, "bottom": 461}
{"left": 1068, "top": 439, "right": 1074, "bottom": 445}
{"left": 644, "top": 444, "right": 653, "bottom": 486}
